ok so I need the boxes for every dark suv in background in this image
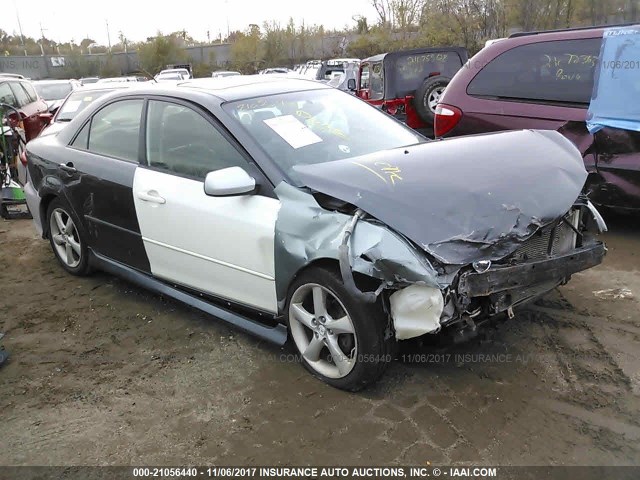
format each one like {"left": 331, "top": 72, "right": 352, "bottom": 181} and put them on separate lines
{"left": 357, "top": 47, "right": 468, "bottom": 134}
{"left": 435, "top": 24, "right": 640, "bottom": 212}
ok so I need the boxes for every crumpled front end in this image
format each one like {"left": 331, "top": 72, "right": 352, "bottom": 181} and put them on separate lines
{"left": 275, "top": 130, "right": 607, "bottom": 341}
{"left": 445, "top": 199, "right": 606, "bottom": 338}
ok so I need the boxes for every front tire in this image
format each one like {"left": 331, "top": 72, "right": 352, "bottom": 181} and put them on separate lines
{"left": 286, "top": 267, "right": 394, "bottom": 391}
{"left": 47, "top": 197, "right": 90, "bottom": 276}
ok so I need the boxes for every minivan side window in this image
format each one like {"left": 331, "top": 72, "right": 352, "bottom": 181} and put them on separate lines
{"left": 467, "top": 38, "right": 602, "bottom": 105}
{"left": 88, "top": 99, "right": 143, "bottom": 162}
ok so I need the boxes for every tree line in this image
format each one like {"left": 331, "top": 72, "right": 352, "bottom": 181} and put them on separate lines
{"left": 1, "top": 0, "right": 637, "bottom": 77}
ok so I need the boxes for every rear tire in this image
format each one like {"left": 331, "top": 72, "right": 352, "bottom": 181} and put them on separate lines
{"left": 286, "top": 267, "right": 395, "bottom": 391}
{"left": 414, "top": 75, "right": 450, "bottom": 124}
{"left": 47, "top": 197, "right": 91, "bottom": 276}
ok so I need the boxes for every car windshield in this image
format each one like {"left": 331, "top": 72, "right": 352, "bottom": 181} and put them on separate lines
{"left": 34, "top": 82, "right": 73, "bottom": 101}
{"left": 56, "top": 89, "right": 115, "bottom": 121}
{"left": 223, "top": 88, "right": 425, "bottom": 185}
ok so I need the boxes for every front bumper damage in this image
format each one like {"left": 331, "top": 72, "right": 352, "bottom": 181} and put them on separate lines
{"left": 274, "top": 179, "right": 607, "bottom": 342}
{"left": 458, "top": 242, "right": 606, "bottom": 298}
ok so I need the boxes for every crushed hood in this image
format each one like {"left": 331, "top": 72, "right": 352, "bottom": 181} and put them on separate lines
{"left": 294, "top": 129, "right": 588, "bottom": 265}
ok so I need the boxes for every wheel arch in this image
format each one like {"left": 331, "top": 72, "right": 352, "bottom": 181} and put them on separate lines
{"left": 39, "top": 192, "right": 58, "bottom": 238}
{"left": 281, "top": 257, "right": 385, "bottom": 312}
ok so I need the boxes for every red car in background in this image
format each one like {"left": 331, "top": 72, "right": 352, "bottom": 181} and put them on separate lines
{"left": 355, "top": 47, "right": 468, "bottom": 135}
{"left": 0, "top": 76, "right": 51, "bottom": 141}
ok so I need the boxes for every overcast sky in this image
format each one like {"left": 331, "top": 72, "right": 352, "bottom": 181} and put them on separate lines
{"left": 4, "top": 0, "right": 378, "bottom": 45}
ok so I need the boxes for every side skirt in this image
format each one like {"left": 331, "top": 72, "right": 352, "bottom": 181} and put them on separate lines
{"left": 90, "top": 250, "right": 288, "bottom": 345}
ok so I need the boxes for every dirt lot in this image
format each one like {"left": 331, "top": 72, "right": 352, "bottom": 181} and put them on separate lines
{"left": 1, "top": 215, "right": 639, "bottom": 466}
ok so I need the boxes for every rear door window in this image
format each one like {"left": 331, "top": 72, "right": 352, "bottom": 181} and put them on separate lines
{"left": 87, "top": 99, "right": 143, "bottom": 162}
{"left": 9, "top": 82, "right": 32, "bottom": 107}
{"left": 467, "top": 38, "right": 601, "bottom": 105}
{"left": 21, "top": 82, "right": 39, "bottom": 103}
{"left": 0, "top": 82, "right": 18, "bottom": 107}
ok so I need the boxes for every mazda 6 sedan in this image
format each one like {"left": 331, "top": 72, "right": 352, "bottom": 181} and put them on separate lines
{"left": 24, "top": 76, "right": 607, "bottom": 391}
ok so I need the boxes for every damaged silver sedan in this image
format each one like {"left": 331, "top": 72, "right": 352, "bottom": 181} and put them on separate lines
{"left": 25, "top": 77, "right": 606, "bottom": 391}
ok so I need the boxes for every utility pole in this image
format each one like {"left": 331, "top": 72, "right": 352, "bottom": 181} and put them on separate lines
{"left": 106, "top": 20, "right": 112, "bottom": 52}
{"left": 39, "top": 22, "right": 47, "bottom": 56}
{"left": 225, "top": 0, "right": 230, "bottom": 39}
{"left": 14, "top": 0, "right": 27, "bottom": 56}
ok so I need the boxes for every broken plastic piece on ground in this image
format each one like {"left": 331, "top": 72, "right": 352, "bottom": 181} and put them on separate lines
{"left": 592, "top": 288, "right": 633, "bottom": 300}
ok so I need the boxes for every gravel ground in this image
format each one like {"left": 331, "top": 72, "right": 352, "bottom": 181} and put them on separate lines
{"left": 1, "top": 215, "right": 639, "bottom": 466}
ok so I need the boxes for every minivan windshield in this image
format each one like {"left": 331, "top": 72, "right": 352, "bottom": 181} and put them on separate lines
{"left": 223, "top": 88, "right": 425, "bottom": 185}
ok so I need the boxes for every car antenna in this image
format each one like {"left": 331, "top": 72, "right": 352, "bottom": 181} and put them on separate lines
{"left": 140, "top": 68, "right": 158, "bottom": 83}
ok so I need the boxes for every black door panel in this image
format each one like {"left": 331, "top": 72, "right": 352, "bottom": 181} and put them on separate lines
{"left": 61, "top": 149, "right": 150, "bottom": 272}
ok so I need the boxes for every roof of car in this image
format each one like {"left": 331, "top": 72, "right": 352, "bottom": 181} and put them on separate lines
{"left": 509, "top": 22, "right": 638, "bottom": 38}
{"left": 363, "top": 46, "right": 468, "bottom": 63}
{"left": 0, "top": 73, "right": 25, "bottom": 79}
{"left": 33, "top": 79, "right": 77, "bottom": 84}
{"left": 72, "top": 82, "right": 140, "bottom": 92}
{"left": 176, "top": 75, "right": 330, "bottom": 101}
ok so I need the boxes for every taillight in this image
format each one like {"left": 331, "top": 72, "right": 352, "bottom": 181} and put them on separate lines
{"left": 434, "top": 103, "right": 462, "bottom": 138}
{"left": 20, "top": 150, "right": 28, "bottom": 166}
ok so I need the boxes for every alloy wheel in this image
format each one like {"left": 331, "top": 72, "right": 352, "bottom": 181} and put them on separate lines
{"left": 426, "top": 86, "right": 446, "bottom": 112}
{"left": 289, "top": 283, "right": 358, "bottom": 379}
{"left": 50, "top": 208, "right": 82, "bottom": 268}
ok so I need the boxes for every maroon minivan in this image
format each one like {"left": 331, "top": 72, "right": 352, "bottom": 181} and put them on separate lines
{"left": 435, "top": 25, "right": 640, "bottom": 212}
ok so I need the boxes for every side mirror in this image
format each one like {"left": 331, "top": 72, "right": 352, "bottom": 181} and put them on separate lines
{"left": 204, "top": 166, "right": 256, "bottom": 196}
{"left": 347, "top": 78, "right": 357, "bottom": 91}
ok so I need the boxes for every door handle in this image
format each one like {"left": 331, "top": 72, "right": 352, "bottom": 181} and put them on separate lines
{"left": 136, "top": 190, "right": 166, "bottom": 204}
{"left": 58, "top": 162, "right": 77, "bottom": 173}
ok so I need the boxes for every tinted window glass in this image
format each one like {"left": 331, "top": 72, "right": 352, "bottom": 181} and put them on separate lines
{"left": 21, "top": 82, "right": 38, "bottom": 103}
{"left": 145, "top": 100, "right": 247, "bottom": 179}
{"left": 468, "top": 38, "right": 601, "bottom": 105}
{"left": 9, "top": 82, "right": 31, "bottom": 107}
{"left": 71, "top": 121, "right": 90, "bottom": 149}
{"left": 88, "top": 99, "right": 143, "bottom": 162}
{"left": 0, "top": 82, "right": 18, "bottom": 107}
{"left": 394, "top": 52, "right": 463, "bottom": 96}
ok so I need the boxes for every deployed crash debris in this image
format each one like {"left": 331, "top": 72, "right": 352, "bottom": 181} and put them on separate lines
{"left": 593, "top": 288, "right": 634, "bottom": 300}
